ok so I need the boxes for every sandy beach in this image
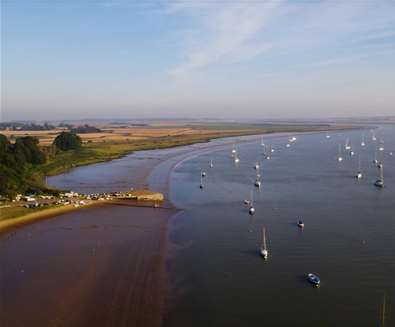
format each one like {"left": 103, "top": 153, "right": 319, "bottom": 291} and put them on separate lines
{"left": 0, "top": 204, "right": 175, "bottom": 327}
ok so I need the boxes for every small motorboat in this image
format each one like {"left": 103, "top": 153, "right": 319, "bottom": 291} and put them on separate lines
{"left": 254, "top": 180, "right": 261, "bottom": 188}
{"left": 254, "top": 163, "right": 260, "bottom": 170}
{"left": 201, "top": 171, "right": 206, "bottom": 177}
{"left": 234, "top": 157, "right": 240, "bottom": 163}
{"left": 356, "top": 171, "right": 363, "bottom": 179}
{"left": 297, "top": 220, "right": 304, "bottom": 228}
{"left": 243, "top": 199, "right": 250, "bottom": 205}
{"left": 350, "top": 151, "right": 355, "bottom": 156}
{"left": 249, "top": 206, "right": 255, "bottom": 215}
{"left": 307, "top": 273, "right": 320, "bottom": 287}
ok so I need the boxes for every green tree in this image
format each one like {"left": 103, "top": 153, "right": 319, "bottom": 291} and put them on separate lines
{"left": 53, "top": 132, "right": 82, "bottom": 151}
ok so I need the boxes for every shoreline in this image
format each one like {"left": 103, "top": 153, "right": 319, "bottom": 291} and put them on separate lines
{"left": 0, "top": 127, "right": 362, "bottom": 327}
{"left": 41, "top": 124, "right": 357, "bottom": 177}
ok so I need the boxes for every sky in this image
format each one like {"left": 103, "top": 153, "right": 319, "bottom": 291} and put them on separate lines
{"left": 1, "top": 0, "right": 395, "bottom": 121}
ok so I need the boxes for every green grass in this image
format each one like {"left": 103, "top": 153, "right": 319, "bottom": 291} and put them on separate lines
{"left": 36, "top": 124, "right": 349, "bottom": 178}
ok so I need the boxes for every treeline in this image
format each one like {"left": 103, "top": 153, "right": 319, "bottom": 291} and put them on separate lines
{"left": 70, "top": 124, "right": 102, "bottom": 134}
{"left": 0, "top": 132, "right": 82, "bottom": 199}
{"left": 0, "top": 122, "right": 56, "bottom": 131}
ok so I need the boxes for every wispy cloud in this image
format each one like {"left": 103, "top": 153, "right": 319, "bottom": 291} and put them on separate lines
{"left": 168, "top": 0, "right": 282, "bottom": 76}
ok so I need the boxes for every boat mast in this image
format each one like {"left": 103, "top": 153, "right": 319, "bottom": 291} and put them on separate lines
{"left": 380, "top": 164, "right": 384, "bottom": 182}
{"left": 358, "top": 154, "right": 361, "bottom": 171}
{"left": 380, "top": 293, "right": 386, "bottom": 327}
{"left": 262, "top": 227, "right": 267, "bottom": 251}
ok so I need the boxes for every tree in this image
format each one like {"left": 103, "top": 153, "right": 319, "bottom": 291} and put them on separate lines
{"left": 53, "top": 132, "right": 82, "bottom": 151}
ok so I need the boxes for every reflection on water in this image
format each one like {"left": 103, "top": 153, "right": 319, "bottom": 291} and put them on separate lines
{"left": 166, "top": 125, "right": 395, "bottom": 326}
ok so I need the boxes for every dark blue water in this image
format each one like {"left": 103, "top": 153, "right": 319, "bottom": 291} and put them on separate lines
{"left": 166, "top": 125, "right": 395, "bottom": 326}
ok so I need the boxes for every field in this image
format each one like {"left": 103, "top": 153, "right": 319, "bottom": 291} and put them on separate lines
{"left": 2, "top": 122, "right": 355, "bottom": 181}
{"left": 1, "top": 126, "right": 261, "bottom": 145}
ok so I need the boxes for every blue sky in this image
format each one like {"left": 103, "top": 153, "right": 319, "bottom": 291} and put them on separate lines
{"left": 1, "top": 0, "right": 395, "bottom": 120}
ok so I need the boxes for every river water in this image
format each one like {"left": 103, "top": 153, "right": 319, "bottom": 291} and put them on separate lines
{"left": 165, "top": 125, "right": 394, "bottom": 326}
{"left": 11, "top": 126, "right": 395, "bottom": 326}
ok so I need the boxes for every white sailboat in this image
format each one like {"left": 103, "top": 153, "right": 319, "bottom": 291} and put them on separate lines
{"left": 199, "top": 174, "right": 204, "bottom": 189}
{"left": 260, "top": 227, "right": 268, "bottom": 260}
{"left": 379, "top": 142, "right": 385, "bottom": 152}
{"left": 209, "top": 159, "right": 214, "bottom": 168}
{"left": 266, "top": 145, "right": 272, "bottom": 159}
{"left": 374, "top": 164, "right": 384, "bottom": 188}
{"left": 260, "top": 137, "right": 265, "bottom": 147}
{"left": 361, "top": 135, "right": 365, "bottom": 147}
{"left": 231, "top": 144, "right": 237, "bottom": 155}
{"left": 373, "top": 148, "right": 378, "bottom": 165}
{"left": 248, "top": 190, "right": 255, "bottom": 215}
{"left": 355, "top": 154, "right": 363, "bottom": 179}
{"left": 372, "top": 130, "right": 377, "bottom": 141}
{"left": 337, "top": 144, "right": 343, "bottom": 162}
{"left": 345, "top": 138, "right": 351, "bottom": 151}
{"left": 254, "top": 164, "right": 262, "bottom": 188}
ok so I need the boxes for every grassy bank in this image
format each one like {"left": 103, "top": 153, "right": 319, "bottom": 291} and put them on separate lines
{"left": 38, "top": 124, "right": 347, "bottom": 177}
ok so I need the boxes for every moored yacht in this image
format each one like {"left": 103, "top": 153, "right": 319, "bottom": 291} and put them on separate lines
{"left": 260, "top": 227, "right": 268, "bottom": 260}
{"left": 248, "top": 191, "right": 255, "bottom": 215}
{"left": 356, "top": 155, "right": 363, "bottom": 179}
{"left": 337, "top": 144, "right": 343, "bottom": 162}
{"left": 374, "top": 164, "right": 384, "bottom": 188}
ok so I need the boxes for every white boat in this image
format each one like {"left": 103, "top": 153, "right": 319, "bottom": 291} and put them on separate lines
{"left": 374, "top": 164, "right": 384, "bottom": 188}
{"left": 355, "top": 155, "right": 363, "bottom": 179}
{"left": 350, "top": 151, "right": 355, "bottom": 156}
{"left": 254, "top": 162, "right": 260, "bottom": 170}
{"left": 373, "top": 148, "right": 378, "bottom": 165}
{"left": 231, "top": 145, "right": 237, "bottom": 154}
{"left": 260, "top": 227, "right": 268, "bottom": 259}
{"left": 337, "top": 144, "right": 343, "bottom": 162}
{"left": 297, "top": 220, "right": 304, "bottom": 228}
{"left": 345, "top": 138, "right": 351, "bottom": 151}
{"left": 209, "top": 159, "right": 213, "bottom": 168}
{"left": 371, "top": 130, "right": 377, "bottom": 141}
{"left": 201, "top": 171, "right": 206, "bottom": 177}
{"left": 234, "top": 156, "right": 240, "bottom": 163}
{"left": 361, "top": 135, "right": 365, "bottom": 147}
{"left": 199, "top": 174, "right": 204, "bottom": 189}
{"left": 260, "top": 137, "right": 265, "bottom": 147}
{"left": 248, "top": 191, "right": 255, "bottom": 215}
{"left": 326, "top": 135, "right": 331, "bottom": 139}
{"left": 286, "top": 143, "right": 291, "bottom": 148}
{"left": 254, "top": 180, "right": 261, "bottom": 188}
